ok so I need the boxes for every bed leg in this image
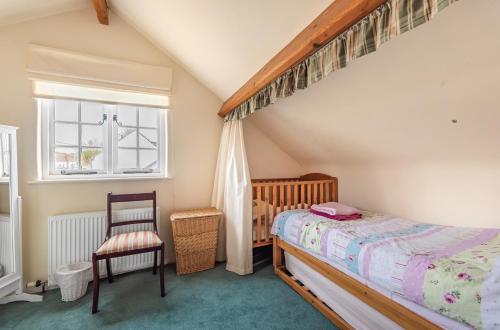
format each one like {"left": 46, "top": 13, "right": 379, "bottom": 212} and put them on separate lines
{"left": 273, "top": 236, "right": 283, "bottom": 272}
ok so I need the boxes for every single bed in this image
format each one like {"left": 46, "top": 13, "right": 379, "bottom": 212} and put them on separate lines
{"left": 271, "top": 188, "right": 500, "bottom": 329}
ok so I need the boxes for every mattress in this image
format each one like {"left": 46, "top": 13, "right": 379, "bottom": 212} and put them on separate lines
{"left": 284, "top": 244, "right": 470, "bottom": 329}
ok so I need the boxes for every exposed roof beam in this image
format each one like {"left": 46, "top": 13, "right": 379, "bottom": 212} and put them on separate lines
{"left": 92, "top": 0, "right": 109, "bottom": 25}
{"left": 217, "top": 0, "right": 386, "bottom": 118}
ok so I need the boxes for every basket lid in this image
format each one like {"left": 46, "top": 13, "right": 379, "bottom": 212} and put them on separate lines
{"left": 170, "top": 207, "right": 222, "bottom": 220}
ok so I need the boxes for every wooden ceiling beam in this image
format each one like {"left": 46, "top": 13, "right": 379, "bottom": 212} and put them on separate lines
{"left": 218, "top": 0, "right": 386, "bottom": 118}
{"left": 92, "top": 0, "right": 109, "bottom": 25}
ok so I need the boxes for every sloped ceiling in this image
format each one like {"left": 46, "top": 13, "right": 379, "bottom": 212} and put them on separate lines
{"left": 246, "top": 0, "right": 500, "bottom": 168}
{"left": 109, "top": 0, "right": 332, "bottom": 100}
{"left": 0, "top": 0, "right": 88, "bottom": 27}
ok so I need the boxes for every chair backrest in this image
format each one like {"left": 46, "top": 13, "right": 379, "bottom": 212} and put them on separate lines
{"left": 106, "top": 191, "right": 157, "bottom": 238}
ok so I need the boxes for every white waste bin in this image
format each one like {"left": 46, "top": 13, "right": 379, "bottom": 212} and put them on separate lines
{"left": 54, "top": 261, "right": 92, "bottom": 302}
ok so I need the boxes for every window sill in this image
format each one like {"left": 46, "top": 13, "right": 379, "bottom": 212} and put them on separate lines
{"left": 29, "top": 175, "right": 171, "bottom": 184}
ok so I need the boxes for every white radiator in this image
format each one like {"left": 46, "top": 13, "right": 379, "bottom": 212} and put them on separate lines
{"left": 48, "top": 207, "right": 160, "bottom": 286}
{"left": 0, "top": 214, "right": 11, "bottom": 276}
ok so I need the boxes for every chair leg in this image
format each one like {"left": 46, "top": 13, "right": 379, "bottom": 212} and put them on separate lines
{"left": 160, "top": 244, "right": 165, "bottom": 297}
{"left": 92, "top": 254, "right": 100, "bottom": 314}
{"left": 106, "top": 258, "right": 113, "bottom": 283}
{"left": 153, "top": 251, "right": 158, "bottom": 275}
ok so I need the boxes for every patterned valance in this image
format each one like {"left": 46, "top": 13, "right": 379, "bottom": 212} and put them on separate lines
{"left": 225, "top": 0, "right": 458, "bottom": 121}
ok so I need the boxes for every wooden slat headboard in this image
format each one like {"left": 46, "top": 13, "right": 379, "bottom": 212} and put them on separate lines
{"left": 251, "top": 173, "right": 338, "bottom": 247}
{"left": 299, "top": 173, "right": 334, "bottom": 181}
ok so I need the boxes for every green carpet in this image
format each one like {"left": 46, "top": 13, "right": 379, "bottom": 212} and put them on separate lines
{"left": 0, "top": 264, "right": 336, "bottom": 329}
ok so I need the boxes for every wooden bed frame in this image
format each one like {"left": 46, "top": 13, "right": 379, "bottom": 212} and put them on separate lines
{"left": 252, "top": 173, "right": 337, "bottom": 247}
{"left": 270, "top": 175, "right": 442, "bottom": 329}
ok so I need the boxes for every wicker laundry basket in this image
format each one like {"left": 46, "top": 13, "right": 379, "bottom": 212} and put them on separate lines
{"left": 170, "top": 208, "right": 222, "bottom": 275}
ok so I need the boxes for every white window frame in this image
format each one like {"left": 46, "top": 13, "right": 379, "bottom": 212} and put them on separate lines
{"left": 37, "top": 98, "right": 167, "bottom": 181}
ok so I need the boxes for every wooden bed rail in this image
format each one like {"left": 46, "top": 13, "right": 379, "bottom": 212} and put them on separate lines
{"left": 252, "top": 174, "right": 338, "bottom": 247}
{"left": 273, "top": 236, "right": 441, "bottom": 329}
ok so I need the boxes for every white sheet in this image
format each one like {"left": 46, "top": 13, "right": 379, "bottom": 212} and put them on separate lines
{"left": 284, "top": 245, "right": 471, "bottom": 330}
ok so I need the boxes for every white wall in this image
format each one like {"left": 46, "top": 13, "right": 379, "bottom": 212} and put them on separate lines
{"left": 249, "top": 0, "right": 500, "bottom": 228}
{"left": 0, "top": 8, "right": 223, "bottom": 283}
{"left": 305, "top": 163, "right": 500, "bottom": 228}
{"left": 244, "top": 121, "right": 303, "bottom": 179}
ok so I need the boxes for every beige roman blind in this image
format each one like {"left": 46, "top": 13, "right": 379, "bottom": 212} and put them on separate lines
{"left": 27, "top": 45, "right": 172, "bottom": 96}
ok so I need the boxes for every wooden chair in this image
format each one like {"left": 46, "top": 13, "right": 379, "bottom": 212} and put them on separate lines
{"left": 91, "top": 191, "right": 165, "bottom": 314}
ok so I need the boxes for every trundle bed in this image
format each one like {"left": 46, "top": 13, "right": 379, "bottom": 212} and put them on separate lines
{"left": 274, "top": 237, "right": 452, "bottom": 329}
{"left": 254, "top": 174, "right": 499, "bottom": 329}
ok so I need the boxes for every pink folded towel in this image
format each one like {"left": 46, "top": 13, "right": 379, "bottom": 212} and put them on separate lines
{"left": 310, "top": 208, "right": 362, "bottom": 221}
{"left": 310, "top": 202, "right": 360, "bottom": 216}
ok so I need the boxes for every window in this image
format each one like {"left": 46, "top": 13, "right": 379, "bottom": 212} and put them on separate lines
{"left": 37, "top": 89, "right": 167, "bottom": 180}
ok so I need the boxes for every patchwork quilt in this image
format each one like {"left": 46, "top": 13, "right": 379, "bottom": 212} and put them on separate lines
{"left": 271, "top": 210, "right": 500, "bottom": 329}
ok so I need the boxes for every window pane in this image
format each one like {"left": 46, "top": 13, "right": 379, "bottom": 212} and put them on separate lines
{"left": 81, "top": 148, "right": 104, "bottom": 170}
{"left": 139, "top": 108, "right": 158, "bottom": 128}
{"left": 140, "top": 149, "right": 158, "bottom": 170}
{"left": 81, "top": 102, "right": 104, "bottom": 123}
{"left": 54, "top": 147, "right": 78, "bottom": 170}
{"left": 116, "top": 105, "right": 137, "bottom": 126}
{"left": 55, "top": 123, "right": 78, "bottom": 146}
{"left": 118, "top": 127, "right": 137, "bottom": 147}
{"left": 118, "top": 149, "right": 137, "bottom": 169}
{"left": 139, "top": 129, "right": 157, "bottom": 148}
{"left": 82, "top": 125, "right": 104, "bottom": 147}
{"left": 54, "top": 99, "right": 78, "bottom": 122}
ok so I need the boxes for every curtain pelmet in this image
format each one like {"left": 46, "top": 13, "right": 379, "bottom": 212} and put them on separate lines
{"left": 225, "top": 0, "right": 457, "bottom": 122}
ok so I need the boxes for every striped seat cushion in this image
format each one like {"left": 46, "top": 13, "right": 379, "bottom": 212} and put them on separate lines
{"left": 96, "top": 231, "right": 162, "bottom": 255}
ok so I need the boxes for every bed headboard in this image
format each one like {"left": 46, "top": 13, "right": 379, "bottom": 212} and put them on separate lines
{"left": 299, "top": 173, "right": 334, "bottom": 181}
{"left": 251, "top": 173, "right": 338, "bottom": 247}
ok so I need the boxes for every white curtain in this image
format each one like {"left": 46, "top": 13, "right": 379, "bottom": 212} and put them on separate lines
{"left": 211, "top": 119, "right": 253, "bottom": 275}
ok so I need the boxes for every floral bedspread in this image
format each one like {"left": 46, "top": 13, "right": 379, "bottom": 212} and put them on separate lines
{"left": 271, "top": 210, "right": 500, "bottom": 329}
